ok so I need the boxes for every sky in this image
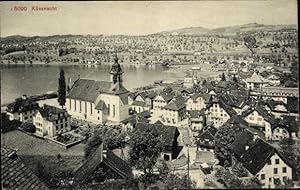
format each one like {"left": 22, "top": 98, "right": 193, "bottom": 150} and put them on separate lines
{"left": 0, "top": 0, "right": 298, "bottom": 37}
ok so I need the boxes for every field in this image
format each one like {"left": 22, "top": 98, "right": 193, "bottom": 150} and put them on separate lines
{"left": 2, "top": 130, "right": 85, "bottom": 174}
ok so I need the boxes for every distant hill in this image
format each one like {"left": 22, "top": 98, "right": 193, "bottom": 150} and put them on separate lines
{"left": 157, "top": 26, "right": 209, "bottom": 35}
{"left": 154, "top": 23, "right": 297, "bottom": 36}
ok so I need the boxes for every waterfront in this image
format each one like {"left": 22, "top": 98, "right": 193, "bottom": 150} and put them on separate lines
{"left": 0, "top": 64, "right": 182, "bottom": 105}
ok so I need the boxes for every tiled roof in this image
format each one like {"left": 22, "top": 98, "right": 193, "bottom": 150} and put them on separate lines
{"left": 6, "top": 97, "right": 39, "bottom": 113}
{"left": 1, "top": 147, "right": 48, "bottom": 190}
{"left": 242, "top": 102, "right": 276, "bottom": 125}
{"left": 234, "top": 138, "right": 295, "bottom": 176}
{"left": 163, "top": 95, "right": 186, "bottom": 111}
{"left": 135, "top": 122, "right": 179, "bottom": 147}
{"left": 121, "top": 114, "right": 149, "bottom": 126}
{"left": 73, "top": 144, "right": 133, "bottom": 187}
{"left": 191, "top": 93, "right": 212, "bottom": 103}
{"left": 67, "top": 79, "right": 129, "bottom": 102}
{"left": 245, "top": 72, "right": 267, "bottom": 83}
{"left": 38, "top": 104, "right": 69, "bottom": 122}
{"left": 132, "top": 100, "right": 146, "bottom": 107}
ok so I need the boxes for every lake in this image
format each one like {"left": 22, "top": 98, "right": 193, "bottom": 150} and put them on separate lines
{"left": 0, "top": 64, "right": 183, "bottom": 106}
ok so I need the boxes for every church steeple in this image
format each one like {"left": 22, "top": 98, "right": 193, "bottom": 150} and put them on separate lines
{"left": 109, "top": 53, "right": 123, "bottom": 84}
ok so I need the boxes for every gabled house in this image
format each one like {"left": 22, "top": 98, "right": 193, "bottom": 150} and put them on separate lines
{"left": 1, "top": 146, "right": 49, "bottom": 190}
{"left": 180, "top": 88, "right": 194, "bottom": 98}
{"left": 242, "top": 103, "right": 276, "bottom": 140}
{"left": 186, "top": 93, "right": 212, "bottom": 111}
{"left": 121, "top": 114, "right": 149, "bottom": 132}
{"left": 33, "top": 104, "right": 71, "bottom": 137}
{"left": 206, "top": 97, "right": 237, "bottom": 128}
{"left": 231, "top": 137, "right": 295, "bottom": 188}
{"left": 160, "top": 95, "right": 186, "bottom": 127}
{"left": 6, "top": 95, "right": 39, "bottom": 122}
{"left": 152, "top": 91, "right": 174, "bottom": 110}
{"left": 244, "top": 71, "right": 268, "bottom": 90}
{"left": 135, "top": 122, "right": 180, "bottom": 161}
{"left": 196, "top": 125, "right": 218, "bottom": 152}
{"left": 72, "top": 143, "right": 133, "bottom": 188}
{"left": 187, "top": 110, "right": 206, "bottom": 132}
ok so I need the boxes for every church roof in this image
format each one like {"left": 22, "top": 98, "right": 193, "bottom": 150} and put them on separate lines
{"left": 67, "top": 79, "right": 129, "bottom": 102}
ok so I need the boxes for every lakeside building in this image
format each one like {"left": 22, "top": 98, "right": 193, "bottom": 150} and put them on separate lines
{"left": 66, "top": 56, "right": 130, "bottom": 124}
{"left": 6, "top": 95, "right": 39, "bottom": 122}
{"left": 33, "top": 104, "right": 71, "bottom": 137}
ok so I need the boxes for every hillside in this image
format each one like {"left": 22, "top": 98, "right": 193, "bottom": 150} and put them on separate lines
{"left": 154, "top": 23, "right": 297, "bottom": 36}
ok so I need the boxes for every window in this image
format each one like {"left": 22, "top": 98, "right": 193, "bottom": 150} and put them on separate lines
{"left": 267, "top": 160, "right": 271, "bottom": 165}
{"left": 74, "top": 100, "right": 76, "bottom": 111}
{"left": 79, "top": 101, "right": 82, "bottom": 112}
{"left": 113, "top": 105, "right": 115, "bottom": 117}
{"left": 261, "top": 174, "right": 265, "bottom": 180}
{"left": 274, "top": 168, "right": 278, "bottom": 174}
{"left": 85, "top": 102, "right": 87, "bottom": 113}
{"left": 108, "top": 104, "right": 110, "bottom": 116}
{"left": 282, "top": 167, "right": 287, "bottom": 173}
{"left": 69, "top": 100, "right": 71, "bottom": 110}
{"left": 90, "top": 103, "right": 93, "bottom": 115}
{"left": 275, "top": 159, "right": 280, "bottom": 164}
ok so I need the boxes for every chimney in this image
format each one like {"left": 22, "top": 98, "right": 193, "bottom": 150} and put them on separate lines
{"left": 253, "top": 132, "right": 259, "bottom": 141}
{"left": 21, "top": 94, "right": 27, "bottom": 100}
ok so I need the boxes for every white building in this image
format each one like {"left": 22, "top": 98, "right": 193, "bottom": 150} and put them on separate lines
{"left": 186, "top": 94, "right": 212, "bottom": 111}
{"left": 244, "top": 72, "right": 269, "bottom": 90}
{"left": 235, "top": 138, "right": 294, "bottom": 188}
{"left": 66, "top": 56, "right": 129, "bottom": 124}
{"left": 33, "top": 104, "right": 71, "bottom": 137}
{"left": 6, "top": 95, "right": 39, "bottom": 122}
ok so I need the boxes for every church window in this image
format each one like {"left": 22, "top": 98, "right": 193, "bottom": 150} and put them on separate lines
{"left": 80, "top": 101, "right": 82, "bottom": 112}
{"left": 113, "top": 105, "right": 116, "bottom": 117}
{"left": 90, "top": 103, "right": 93, "bottom": 115}
{"left": 108, "top": 104, "right": 110, "bottom": 116}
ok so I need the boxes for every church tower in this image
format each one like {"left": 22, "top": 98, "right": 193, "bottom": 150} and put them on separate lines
{"left": 109, "top": 54, "right": 123, "bottom": 84}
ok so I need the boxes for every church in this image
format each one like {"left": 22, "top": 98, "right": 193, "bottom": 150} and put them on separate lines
{"left": 66, "top": 56, "right": 130, "bottom": 124}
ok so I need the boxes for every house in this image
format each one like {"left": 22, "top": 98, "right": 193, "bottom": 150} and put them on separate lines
{"left": 187, "top": 110, "right": 206, "bottom": 132}
{"left": 121, "top": 114, "right": 149, "bottom": 132}
{"left": 152, "top": 91, "right": 174, "bottom": 110}
{"left": 183, "top": 76, "right": 197, "bottom": 88}
{"left": 260, "top": 87, "right": 299, "bottom": 103}
{"left": 33, "top": 104, "right": 71, "bottom": 137}
{"left": 264, "top": 98, "right": 299, "bottom": 118}
{"left": 1, "top": 146, "right": 49, "bottom": 190}
{"left": 242, "top": 103, "right": 276, "bottom": 140}
{"left": 186, "top": 93, "right": 212, "bottom": 111}
{"left": 231, "top": 137, "right": 295, "bottom": 188}
{"left": 206, "top": 97, "right": 237, "bottom": 128}
{"left": 244, "top": 71, "right": 268, "bottom": 90}
{"left": 196, "top": 125, "right": 218, "bottom": 152}
{"left": 131, "top": 100, "right": 150, "bottom": 113}
{"left": 72, "top": 143, "right": 133, "bottom": 188}
{"left": 135, "top": 122, "right": 180, "bottom": 161}
{"left": 180, "top": 88, "right": 194, "bottom": 98}
{"left": 6, "top": 95, "right": 39, "bottom": 122}
{"left": 160, "top": 95, "right": 186, "bottom": 127}
{"left": 66, "top": 56, "right": 130, "bottom": 124}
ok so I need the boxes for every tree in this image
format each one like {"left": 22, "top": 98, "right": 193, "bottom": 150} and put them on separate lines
{"left": 231, "top": 158, "right": 248, "bottom": 177}
{"left": 162, "top": 173, "right": 196, "bottom": 189}
{"left": 84, "top": 132, "right": 103, "bottom": 158}
{"left": 243, "top": 35, "right": 258, "bottom": 55}
{"left": 21, "top": 122, "right": 36, "bottom": 133}
{"left": 128, "top": 128, "right": 164, "bottom": 174}
{"left": 214, "top": 125, "right": 235, "bottom": 166}
{"left": 58, "top": 68, "right": 66, "bottom": 108}
{"left": 221, "top": 73, "right": 226, "bottom": 81}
